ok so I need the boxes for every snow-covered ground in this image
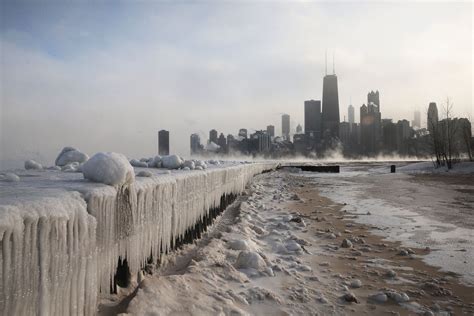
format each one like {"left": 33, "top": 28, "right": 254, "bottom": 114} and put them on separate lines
{"left": 305, "top": 162, "right": 474, "bottom": 285}
{"left": 0, "top": 161, "right": 276, "bottom": 315}
{"left": 126, "top": 171, "right": 341, "bottom": 315}
{"left": 124, "top": 168, "right": 472, "bottom": 315}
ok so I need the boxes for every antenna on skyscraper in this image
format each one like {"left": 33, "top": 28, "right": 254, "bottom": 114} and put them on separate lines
{"left": 325, "top": 49, "right": 327, "bottom": 75}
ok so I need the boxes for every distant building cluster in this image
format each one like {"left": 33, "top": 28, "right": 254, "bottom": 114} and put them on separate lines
{"left": 159, "top": 59, "right": 473, "bottom": 159}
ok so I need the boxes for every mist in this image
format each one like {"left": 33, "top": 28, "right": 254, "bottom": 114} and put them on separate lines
{"left": 1, "top": 1, "right": 472, "bottom": 169}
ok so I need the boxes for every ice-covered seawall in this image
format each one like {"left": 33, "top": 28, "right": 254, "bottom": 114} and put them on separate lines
{"left": 0, "top": 162, "right": 276, "bottom": 315}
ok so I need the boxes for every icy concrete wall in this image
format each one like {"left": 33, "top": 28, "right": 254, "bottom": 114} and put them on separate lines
{"left": 0, "top": 162, "right": 276, "bottom": 315}
{"left": 0, "top": 192, "right": 97, "bottom": 316}
{"left": 85, "top": 163, "right": 277, "bottom": 295}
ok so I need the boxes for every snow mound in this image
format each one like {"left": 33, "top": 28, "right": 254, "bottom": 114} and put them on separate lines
{"left": 55, "top": 147, "right": 89, "bottom": 166}
{"left": 235, "top": 251, "right": 267, "bottom": 271}
{"left": 161, "top": 155, "right": 184, "bottom": 169}
{"left": 24, "top": 159, "right": 43, "bottom": 170}
{"left": 82, "top": 152, "right": 135, "bottom": 186}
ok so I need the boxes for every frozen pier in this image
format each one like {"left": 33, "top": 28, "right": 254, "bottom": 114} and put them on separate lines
{"left": 0, "top": 161, "right": 277, "bottom": 315}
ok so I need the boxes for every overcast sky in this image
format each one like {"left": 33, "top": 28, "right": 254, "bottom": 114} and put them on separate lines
{"left": 1, "top": 1, "right": 472, "bottom": 168}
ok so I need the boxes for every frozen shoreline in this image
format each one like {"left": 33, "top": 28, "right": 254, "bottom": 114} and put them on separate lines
{"left": 124, "top": 169, "right": 474, "bottom": 315}
{"left": 306, "top": 164, "right": 474, "bottom": 286}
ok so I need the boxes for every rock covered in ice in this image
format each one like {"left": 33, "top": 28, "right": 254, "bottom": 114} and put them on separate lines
{"left": 195, "top": 160, "right": 207, "bottom": 169}
{"left": 82, "top": 152, "right": 135, "bottom": 186}
{"left": 55, "top": 147, "right": 89, "bottom": 166}
{"left": 350, "top": 279, "right": 362, "bottom": 288}
{"left": 130, "top": 159, "right": 149, "bottom": 168}
{"left": 183, "top": 160, "right": 195, "bottom": 170}
{"left": 386, "top": 291, "right": 410, "bottom": 303}
{"left": 341, "top": 239, "right": 353, "bottom": 248}
{"left": 61, "top": 162, "right": 81, "bottom": 172}
{"left": 228, "top": 239, "right": 250, "bottom": 251}
{"left": 24, "top": 159, "right": 43, "bottom": 170}
{"left": 137, "top": 170, "right": 153, "bottom": 177}
{"left": 1, "top": 172, "right": 20, "bottom": 182}
{"left": 369, "top": 292, "right": 388, "bottom": 303}
{"left": 235, "top": 251, "right": 267, "bottom": 271}
{"left": 161, "top": 155, "right": 184, "bottom": 169}
{"left": 148, "top": 156, "right": 162, "bottom": 168}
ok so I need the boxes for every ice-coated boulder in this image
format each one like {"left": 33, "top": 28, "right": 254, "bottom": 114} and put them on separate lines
{"left": 148, "top": 156, "right": 162, "bottom": 168}
{"left": 1, "top": 172, "right": 20, "bottom": 182}
{"left": 228, "top": 239, "right": 250, "bottom": 251}
{"left": 82, "top": 152, "right": 135, "bottom": 186}
{"left": 161, "top": 155, "right": 183, "bottom": 169}
{"left": 130, "top": 159, "right": 148, "bottom": 168}
{"left": 25, "top": 159, "right": 43, "bottom": 170}
{"left": 55, "top": 147, "right": 89, "bottom": 167}
{"left": 195, "top": 160, "right": 207, "bottom": 169}
{"left": 137, "top": 170, "right": 153, "bottom": 177}
{"left": 234, "top": 251, "right": 267, "bottom": 271}
{"left": 61, "top": 162, "right": 80, "bottom": 172}
{"left": 183, "top": 160, "right": 195, "bottom": 170}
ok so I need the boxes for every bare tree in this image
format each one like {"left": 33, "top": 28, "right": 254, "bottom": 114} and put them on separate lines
{"left": 440, "top": 98, "right": 459, "bottom": 169}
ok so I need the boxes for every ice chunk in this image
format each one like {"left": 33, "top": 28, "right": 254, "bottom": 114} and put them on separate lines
{"left": 24, "top": 159, "right": 43, "bottom": 170}
{"left": 130, "top": 159, "right": 148, "bottom": 168}
{"left": 161, "top": 155, "right": 184, "bottom": 169}
{"left": 82, "top": 152, "right": 135, "bottom": 186}
{"left": 55, "top": 146, "right": 89, "bottom": 166}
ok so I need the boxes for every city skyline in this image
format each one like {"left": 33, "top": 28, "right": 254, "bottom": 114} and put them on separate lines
{"left": 1, "top": 2, "right": 472, "bottom": 168}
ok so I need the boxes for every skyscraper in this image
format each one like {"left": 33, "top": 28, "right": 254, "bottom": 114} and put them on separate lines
{"left": 367, "top": 91, "right": 380, "bottom": 109}
{"left": 266, "top": 125, "right": 275, "bottom": 137}
{"left": 321, "top": 68, "right": 340, "bottom": 139}
{"left": 238, "top": 129, "right": 248, "bottom": 139}
{"left": 209, "top": 129, "right": 218, "bottom": 144}
{"left": 304, "top": 100, "right": 321, "bottom": 136}
{"left": 348, "top": 104, "right": 355, "bottom": 129}
{"left": 427, "top": 102, "right": 438, "bottom": 134}
{"left": 412, "top": 110, "right": 421, "bottom": 129}
{"left": 282, "top": 114, "right": 290, "bottom": 140}
{"left": 190, "top": 133, "right": 201, "bottom": 155}
{"left": 158, "top": 130, "right": 169, "bottom": 155}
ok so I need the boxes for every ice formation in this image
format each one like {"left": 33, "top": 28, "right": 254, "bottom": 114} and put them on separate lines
{"left": 55, "top": 146, "right": 89, "bottom": 166}
{"left": 82, "top": 152, "right": 135, "bottom": 186}
{"left": 161, "top": 155, "right": 184, "bottom": 169}
{"left": 24, "top": 159, "right": 42, "bottom": 170}
{"left": 0, "top": 160, "right": 276, "bottom": 315}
